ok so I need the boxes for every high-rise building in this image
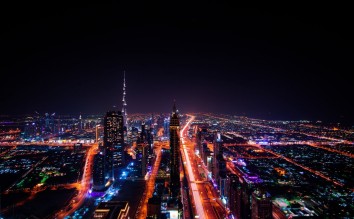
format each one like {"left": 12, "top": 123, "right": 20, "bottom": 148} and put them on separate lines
{"left": 227, "top": 174, "right": 241, "bottom": 217}
{"left": 163, "top": 117, "right": 170, "bottom": 137}
{"left": 104, "top": 111, "right": 125, "bottom": 176}
{"left": 121, "top": 71, "right": 128, "bottom": 132}
{"left": 213, "top": 131, "right": 227, "bottom": 198}
{"left": 251, "top": 190, "right": 272, "bottom": 219}
{"left": 169, "top": 102, "right": 180, "bottom": 198}
{"left": 212, "top": 131, "right": 222, "bottom": 182}
{"left": 135, "top": 142, "right": 149, "bottom": 177}
{"left": 93, "top": 151, "right": 106, "bottom": 191}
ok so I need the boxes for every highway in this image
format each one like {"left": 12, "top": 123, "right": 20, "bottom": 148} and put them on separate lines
{"left": 250, "top": 143, "right": 347, "bottom": 188}
{"left": 0, "top": 141, "right": 95, "bottom": 147}
{"left": 57, "top": 142, "right": 98, "bottom": 218}
{"left": 136, "top": 145, "right": 162, "bottom": 219}
{"left": 181, "top": 115, "right": 226, "bottom": 219}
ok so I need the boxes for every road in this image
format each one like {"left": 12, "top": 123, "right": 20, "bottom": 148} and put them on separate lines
{"left": 6, "top": 156, "right": 49, "bottom": 193}
{"left": 0, "top": 141, "right": 95, "bottom": 147}
{"left": 181, "top": 115, "right": 226, "bottom": 219}
{"left": 57, "top": 143, "right": 98, "bottom": 218}
{"left": 136, "top": 145, "right": 162, "bottom": 219}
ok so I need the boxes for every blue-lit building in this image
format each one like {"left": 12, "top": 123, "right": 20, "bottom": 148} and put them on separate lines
{"left": 163, "top": 117, "right": 170, "bottom": 137}
{"left": 93, "top": 151, "right": 106, "bottom": 191}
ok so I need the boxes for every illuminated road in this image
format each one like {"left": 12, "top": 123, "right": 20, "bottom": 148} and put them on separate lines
{"left": 0, "top": 141, "right": 95, "bottom": 147}
{"left": 6, "top": 156, "right": 49, "bottom": 192}
{"left": 181, "top": 115, "right": 226, "bottom": 219}
{"left": 136, "top": 145, "right": 162, "bottom": 219}
{"left": 180, "top": 115, "right": 206, "bottom": 219}
{"left": 205, "top": 114, "right": 354, "bottom": 161}
{"left": 308, "top": 143, "right": 354, "bottom": 158}
{"left": 57, "top": 143, "right": 98, "bottom": 219}
{"left": 250, "top": 144, "right": 346, "bottom": 188}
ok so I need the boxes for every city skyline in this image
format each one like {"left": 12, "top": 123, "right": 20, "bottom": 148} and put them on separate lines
{"left": 1, "top": 5, "right": 353, "bottom": 125}
{"left": 1, "top": 4, "right": 354, "bottom": 219}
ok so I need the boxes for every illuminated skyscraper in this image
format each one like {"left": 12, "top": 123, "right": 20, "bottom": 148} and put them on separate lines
{"left": 169, "top": 102, "right": 180, "bottom": 198}
{"left": 121, "top": 71, "right": 128, "bottom": 131}
{"left": 163, "top": 117, "right": 170, "bottom": 137}
{"left": 104, "top": 111, "right": 125, "bottom": 174}
{"left": 135, "top": 142, "right": 148, "bottom": 177}
{"left": 93, "top": 151, "right": 106, "bottom": 191}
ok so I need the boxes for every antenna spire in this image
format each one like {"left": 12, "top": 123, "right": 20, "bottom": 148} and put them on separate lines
{"left": 122, "top": 71, "right": 128, "bottom": 128}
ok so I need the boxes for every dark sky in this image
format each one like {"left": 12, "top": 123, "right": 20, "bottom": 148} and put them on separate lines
{"left": 1, "top": 4, "right": 353, "bottom": 124}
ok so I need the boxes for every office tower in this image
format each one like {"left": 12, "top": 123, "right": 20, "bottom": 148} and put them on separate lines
{"left": 213, "top": 131, "right": 227, "bottom": 194}
{"left": 139, "top": 122, "right": 154, "bottom": 155}
{"left": 169, "top": 102, "right": 180, "bottom": 198}
{"left": 104, "top": 110, "right": 125, "bottom": 178}
{"left": 163, "top": 117, "right": 170, "bottom": 137}
{"left": 251, "top": 190, "right": 272, "bottom": 219}
{"left": 228, "top": 174, "right": 241, "bottom": 217}
{"left": 146, "top": 128, "right": 154, "bottom": 155}
{"left": 212, "top": 132, "right": 221, "bottom": 181}
{"left": 241, "top": 182, "right": 255, "bottom": 219}
{"left": 23, "top": 116, "right": 36, "bottom": 139}
{"left": 93, "top": 151, "right": 106, "bottom": 191}
{"left": 136, "top": 142, "right": 148, "bottom": 177}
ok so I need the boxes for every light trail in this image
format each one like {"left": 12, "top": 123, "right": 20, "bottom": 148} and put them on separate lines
{"left": 0, "top": 141, "right": 95, "bottom": 147}
{"left": 181, "top": 115, "right": 206, "bottom": 219}
{"left": 251, "top": 144, "right": 346, "bottom": 188}
{"left": 58, "top": 142, "right": 98, "bottom": 218}
{"left": 204, "top": 113, "right": 354, "bottom": 145}
{"left": 136, "top": 146, "right": 162, "bottom": 219}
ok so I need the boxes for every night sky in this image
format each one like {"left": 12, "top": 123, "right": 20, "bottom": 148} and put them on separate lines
{"left": 1, "top": 4, "right": 353, "bottom": 124}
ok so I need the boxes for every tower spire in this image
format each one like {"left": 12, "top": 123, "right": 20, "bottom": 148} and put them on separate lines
{"left": 122, "top": 71, "right": 128, "bottom": 128}
{"left": 172, "top": 99, "right": 177, "bottom": 114}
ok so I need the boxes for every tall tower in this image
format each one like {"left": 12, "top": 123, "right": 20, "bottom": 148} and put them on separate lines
{"left": 251, "top": 189, "right": 272, "bottom": 219}
{"left": 92, "top": 151, "right": 106, "bottom": 191}
{"left": 122, "top": 71, "right": 128, "bottom": 130}
{"left": 104, "top": 110, "right": 125, "bottom": 177}
{"left": 169, "top": 101, "right": 180, "bottom": 198}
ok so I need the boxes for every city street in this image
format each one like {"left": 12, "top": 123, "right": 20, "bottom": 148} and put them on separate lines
{"left": 180, "top": 115, "right": 226, "bottom": 219}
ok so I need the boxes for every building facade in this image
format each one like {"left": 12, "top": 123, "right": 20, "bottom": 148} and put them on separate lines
{"left": 169, "top": 102, "right": 180, "bottom": 198}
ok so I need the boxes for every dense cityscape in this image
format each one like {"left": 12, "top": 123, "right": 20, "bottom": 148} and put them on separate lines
{"left": 0, "top": 73, "right": 353, "bottom": 219}
{"left": 1, "top": 4, "right": 353, "bottom": 219}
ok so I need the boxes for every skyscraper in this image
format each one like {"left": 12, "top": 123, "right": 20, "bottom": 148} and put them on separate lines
{"left": 93, "top": 151, "right": 106, "bottom": 191}
{"left": 135, "top": 142, "right": 148, "bottom": 177}
{"left": 251, "top": 189, "right": 272, "bottom": 219}
{"left": 169, "top": 102, "right": 180, "bottom": 198}
{"left": 163, "top": 117, "right": 170, "bottom": 137}
{"left": 121, "top": 71, "right": 128, "bottom": 131}
{"left": 104, "top": 111, "right": 125, "bottom": 175}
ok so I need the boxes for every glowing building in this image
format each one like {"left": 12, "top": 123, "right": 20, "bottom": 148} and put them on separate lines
{"left": 104, "top": 110, "right": 125, "bottom": 177}
{"left": 169, "top": 102, "right": 180, "bottom": 198}
{"left": 93, "top": 152, "right": 106, "bottom": 191}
